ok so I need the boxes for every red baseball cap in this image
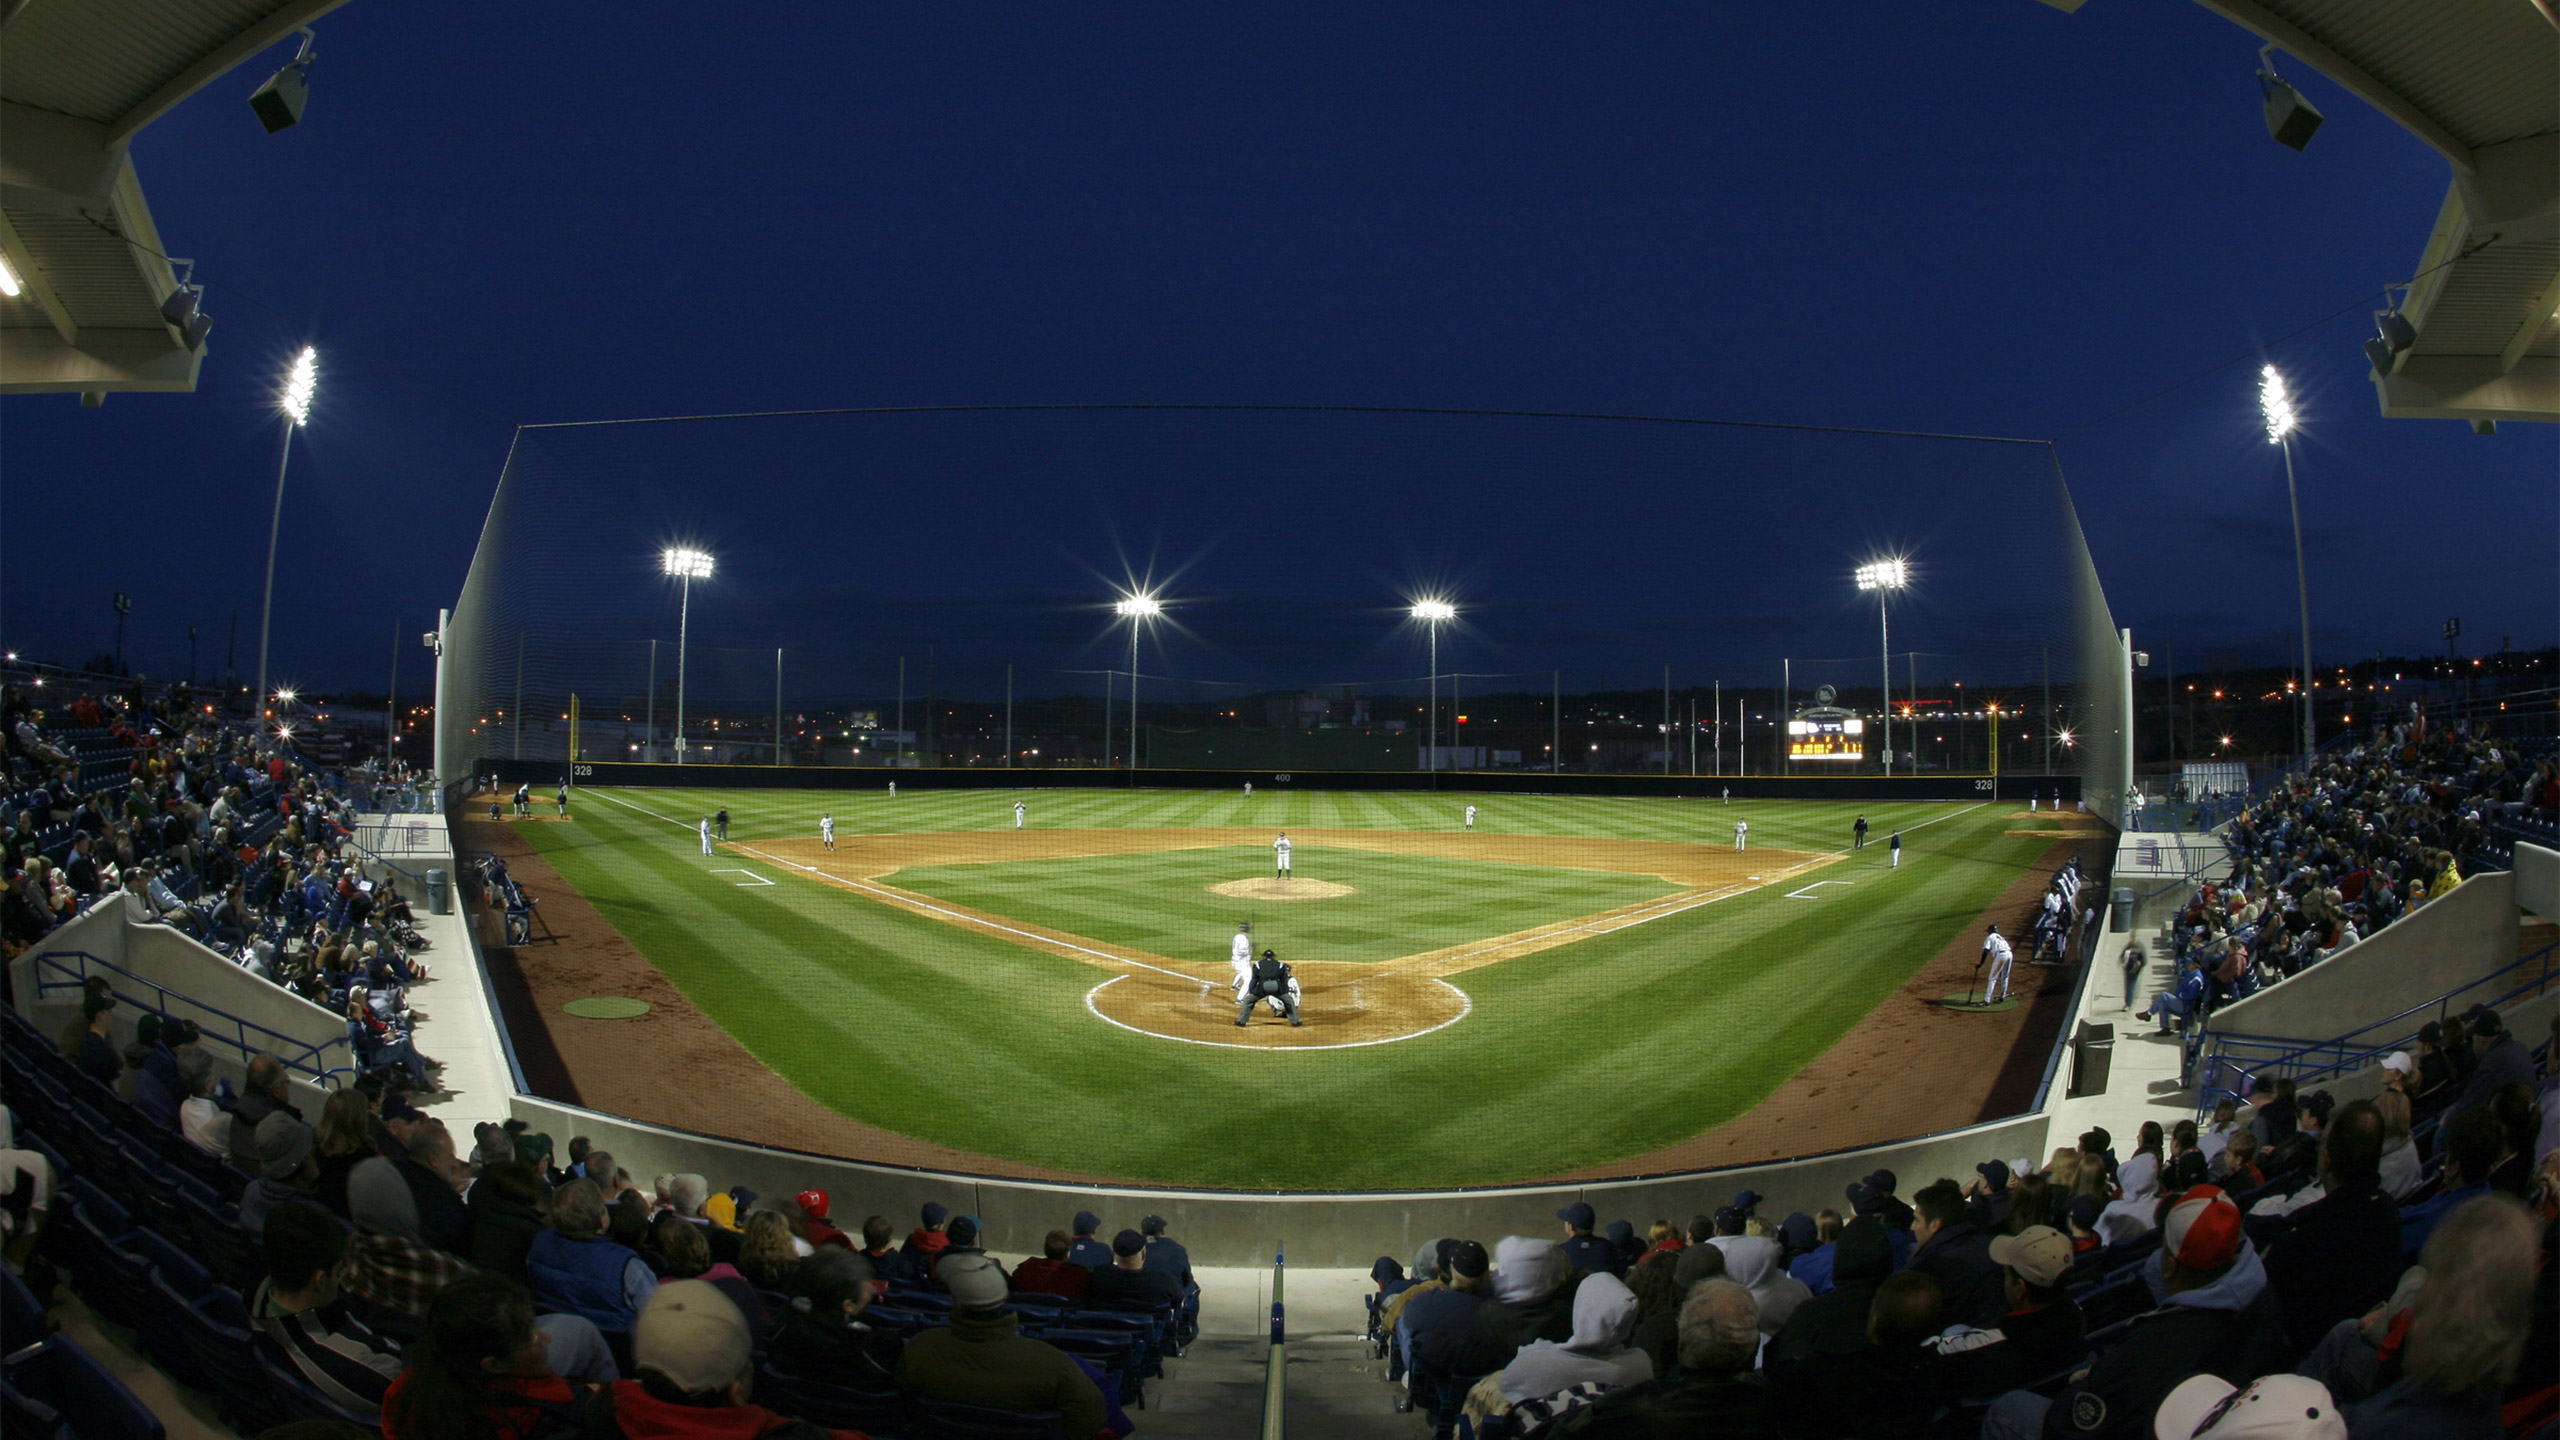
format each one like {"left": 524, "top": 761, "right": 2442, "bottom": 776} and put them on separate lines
{"left": 2162, "top": 1184, "right": 2242, "bottom": 1271}
{"left": 795, "top": 1188, "right": 830, "bottom": 1220}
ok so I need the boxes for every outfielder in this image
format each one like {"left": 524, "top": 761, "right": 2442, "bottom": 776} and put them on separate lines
{"left": 698, "top": 818, "right": 713, "bottom": 857}
{"left": 1981, "top": 923, "right": 2015, "bottom": 1003}
{"left": 1243, "top": 782, "right": 1253, "bottom": 798}
{"left": 1235, "top": 948, "right": 1302, "bottom": 1026}
{"left": 1464, "top": 804, "right": 1477, "bottom": 831}
{"left": 819, "top": 813, "right": 835, "bottom": 851}
{"left": 1732, "top": 819, "right": 1748, "bottom": 852}
{"left": 1889, "top": 830, "right": 1902, "bottom": 868}
{"left": 1014, "top": 799, "right": 1027, "bottom": 830}
{"left": 1274, "top": 831, "right": 1292, "bottom": 878}
{"left": 887, "top": 781, "right": 897, "bottom": 800}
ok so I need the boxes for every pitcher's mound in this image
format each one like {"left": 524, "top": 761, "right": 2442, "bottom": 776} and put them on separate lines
{"left": 1208, "top": 877, "right": 1354, "bottom": 901}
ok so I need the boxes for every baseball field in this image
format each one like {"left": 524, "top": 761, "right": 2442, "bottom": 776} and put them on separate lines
{"left": 481, "top": 785, "right": 2089, "bottom": 1190}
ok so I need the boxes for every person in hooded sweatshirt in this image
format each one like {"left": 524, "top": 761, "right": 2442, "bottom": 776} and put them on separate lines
{"left": 1714, "top": 1227, "right": 1813, "bottom": 1337}
{"left": 1765, "top": 1213, "right": 1895, "bottom": 1431}
{"left": 1471, "top": 1268, "right": 1651, "bottom": 1427}
{"left": 1976, "top": 1185, "right": 2288, "bottom": 1440}
{"left": 900, "top": 1200, "right": 952, "bottom": 1271}
{"left": 1473, "top": 1235, "right": 1590, "bottom": 1353}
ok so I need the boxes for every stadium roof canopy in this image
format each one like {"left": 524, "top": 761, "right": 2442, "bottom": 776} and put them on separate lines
{"left": 0, "top": 0, "right": 351, "bottom": 404}
{"left": 2183, "top": 0, "right": 2560, "bottom": 429}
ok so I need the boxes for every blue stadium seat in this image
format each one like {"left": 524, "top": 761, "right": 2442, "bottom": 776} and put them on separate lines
{"left": 153, "top": 1273, "right": 271, "bottom": 1433}
{"left": 1, "top": 1264, "right": 48, "bottom": 1350}
{"left": 0, "top": 1374, "right": 65, "bottom": 1440}
{"left": 753, "top": 1366, "right": 909, "bottom": 1431}
{"left": 253, "top": 1345, "right": 385, "bottom": 1435}
{"left": 909, "top": 1394, "right": 1071, "bottom": 1439}
{"left": 2, "top": 1336, "right": 166, "bottom": 1440}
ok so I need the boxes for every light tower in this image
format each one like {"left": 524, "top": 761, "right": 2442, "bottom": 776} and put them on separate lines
{"left": 1115, "top": 592, "right": 1162, "bottom": 774}
{"left": 662, "top": 547, "right": 714, "bottom": 762}
{"left": 254, "top": 346, "right": 318, "bottom": 728}
{"left": 1410, "top": 599, "right": 1456, "bottom": 773}
{"left": 2260, "top": 364, "right": 2315, "bottom": 762}
{"left": 1854, "top": 559, "right": 1908, "bottom": 775}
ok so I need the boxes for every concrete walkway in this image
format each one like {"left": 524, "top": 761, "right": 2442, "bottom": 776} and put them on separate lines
{"left": 352, "top": 810, "right": 518, "bottom": 1134}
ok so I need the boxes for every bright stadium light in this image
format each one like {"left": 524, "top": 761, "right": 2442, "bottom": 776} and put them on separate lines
{"left": 1409, "top": 599, "right": 1457, "bottom": 774}
{"left": 663, "top": 547, "right": 716, "bottom": 762}
{"left": 0, "top": 254, "right": 21, "bottom": 298}
{"left": 1115, "top": 592, "right": 1164, "bottom": 774}
{"left": 254, "top": 345, "right": 321, "bottom": 727}
{"left": 1853, "top": 559, "right": 1909, "bottom": 776}
{"left": 2261, "top": 365, "right": 2314, "bottom": 762}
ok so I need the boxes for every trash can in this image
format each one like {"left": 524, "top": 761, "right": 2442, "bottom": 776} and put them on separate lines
{"left": 2109, "top": 886, "right": 2134, "bottom": 933}
{"left": 427, "top": 868, "right": 450, "bottom": 916}
{"left": 2068, "top": 1021, "right": 2115, "bottom": 1099}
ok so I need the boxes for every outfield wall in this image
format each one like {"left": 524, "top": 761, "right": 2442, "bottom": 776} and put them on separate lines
{"left": 483, "top": 756, "right": 2081, "bottom": 804}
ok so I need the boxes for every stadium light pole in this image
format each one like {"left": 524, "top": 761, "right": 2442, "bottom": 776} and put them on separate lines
{"left": 2260, "top": 364, "right": 2315, "bottom": 764}
{"left": 1115, "top": 593, "right": 1162, "bottom": 776}
{"left": 662, "top": 548, "right": 714, "bottom": 763}
{"left": 1854, "top": 560, "right": 1908, "bottom": 776}
{"left": 254, "top": 346, "right": 318, "bottom": 730}
{"left": 1411, "top": 599, "right": 1456, "bottom": 773}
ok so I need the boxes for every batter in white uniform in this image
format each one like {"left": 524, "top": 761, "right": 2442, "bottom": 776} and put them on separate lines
{"left": 1273, "top": 831, "right": 1292, "bottom": 879}
{"left": 819, "top": 814, "right": 835, "bottom": 851}
{"left": 1229, "top": 922, "right": 1254, "bottom": 998}
{"left": 1981, "top": 924, "right": 2015, "bottom": 1003}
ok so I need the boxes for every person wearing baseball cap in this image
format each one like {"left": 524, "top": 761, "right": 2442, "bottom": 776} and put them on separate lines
{"left": 1982, "top": 1185, "right": 2286, "bottom": 1440}
{"left": 1089, "top": 1228, "right": 1185, "bottom": 1315}
{"left": 1556, "top": 1201, "right": 1619, "bottom": 1274}
{"left": 793, "top": 1189, "right": 849, "bottom": 1251}
{"left": 898, "top": 1200, "right": 950, "bottom": 1270}
{"left": 1065, "top": 1208, "right": 1112, "bottom": 1269}
{"left": 2377, "top": 1051, "right": 2415, "bottom": 1094}
{"left": 1932, "top": 1226, "right": 2086, "bottom": 1399}
{"left": 896, "top": 1252, "right": 1109, "bottom": 1438}
{"left": 2152, "top": 1374, "right": 2346, "bottom": 1440}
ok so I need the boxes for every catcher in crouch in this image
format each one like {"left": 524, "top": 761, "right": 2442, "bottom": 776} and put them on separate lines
{"left": 1235, "top": 948, "right": 1303, "bottom": 1027}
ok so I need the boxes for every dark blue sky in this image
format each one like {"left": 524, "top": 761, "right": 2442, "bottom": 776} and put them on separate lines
{"left": 4, "top": 2, "right": 2551, "bottom": 696}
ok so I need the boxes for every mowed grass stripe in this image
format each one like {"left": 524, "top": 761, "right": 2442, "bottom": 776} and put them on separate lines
{"left": 534, "top": 789, "right": 2051, "bottom": 1186}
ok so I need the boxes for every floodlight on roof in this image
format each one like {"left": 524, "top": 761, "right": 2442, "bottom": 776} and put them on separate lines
{"left": 2362, "top": 304, "right": 2417, "bottom": 378}
{"left": 662, "top": 547, "right": 714, "bottom": 579}
{"left": 279, "top": 346, "right": 317, "bottom": 425}
{"left": 1409, "top": 599, "right": 1456, "bottom": 621}
{"left": 0, "top": 254, "right": 21, "bottom": 298}
{"left": 2258, "top": 364, "right": 2297, "bottom": 443}
{"left": 1853, "top": 559, "right": 1908, "bottom": 591}
{"left": 250, "top": 29, "right": 317, "bottom": 134}
{"left": 2256, "top": 45, "right": 2323, "bottom": 152}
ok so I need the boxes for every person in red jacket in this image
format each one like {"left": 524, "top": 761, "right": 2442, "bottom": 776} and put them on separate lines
{"left": 1011, "top": 1231, "right": 1093, "bottom": 1302}
{"left": 794, "top": 1189, "right": 852, "bottom": 1251}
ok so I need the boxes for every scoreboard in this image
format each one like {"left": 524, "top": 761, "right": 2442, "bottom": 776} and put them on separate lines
{"left": 1787, "top": 712, "right": 1864, "bottom": 761}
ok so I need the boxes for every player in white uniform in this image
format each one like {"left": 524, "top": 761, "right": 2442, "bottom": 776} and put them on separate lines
{"left": 819, "top": 814, "right": 835, "bottom": 851}
{"left": 1464, "top": 804, "right": 1477, "bottom": 830}
{"left": 699, "top": 818, "right": 713, "bottom": 856}
{"left": 1981, "top": 924, "right": 2015, "bottom": 1003}
{"left": 1733, "top": 819, "right": 1748, "bottom": 852}
{"left": 1274, "top": 831, "right": 1292, "bottom": 878}
{"left": 887, "top": 781, "right": 897, "bottom": 800}
{"left": 1229, "top": 922, "right": 1254, "bottom": 1000}
{"left": 1890, "top": 830, "right": 1902, "bottom": 868}
{"left": 1243, "top": 782, "right": 1253, "bottom": 798}
{"left": 1014, "top": 799, "right": 1026, "bottom": 830}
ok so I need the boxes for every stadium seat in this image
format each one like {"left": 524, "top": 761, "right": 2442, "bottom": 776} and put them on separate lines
{"left": 254, "top": 1346, "right": 386, "bottom": 1434}
{"left": 153, "top": 1279, "right": 271, "bottom": 1434}
{"left": 2, "top": 1265, "right": 49, "bottom": 1349}
{"left": 2, "top": 1336, "right": 166, "bottom": 1440}
{"left": 752, "top": 1366, "right": 909, "bottom": 1431}
{"left": 909, "top": 1394, "right": 1071, "bottom": 1439}
{"left": 0, "top": 1376, "right": 65, "bottom": 1440}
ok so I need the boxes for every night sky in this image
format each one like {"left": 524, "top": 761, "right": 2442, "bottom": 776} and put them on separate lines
{"left": 4, "top": 3, "right": 2551, "bottom": 698}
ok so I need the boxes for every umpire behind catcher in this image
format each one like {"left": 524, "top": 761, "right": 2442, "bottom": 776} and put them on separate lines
{"left": 1236, "top": 949, "right": 1304, "bottom": 1027}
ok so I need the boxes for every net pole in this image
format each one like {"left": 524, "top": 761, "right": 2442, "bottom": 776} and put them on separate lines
{"left": 646, "top": 639, "right": 655, "bottom": 763}
{"left": 774, "top": 647, "right": 783, "bottom": 766}
{"left": 1006, "top": 664, "right": 1014, "bottom": 768}
{"left": 1551, "top": 671, "right": 1559, "bottom": 773}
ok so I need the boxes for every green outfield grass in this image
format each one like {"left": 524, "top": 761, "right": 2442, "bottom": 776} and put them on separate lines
{"left": 887, "top": 845, "right": 1681, "bottom": 964}
{"left": 520, "top": 786, "right": 2059, "bottom": 1189}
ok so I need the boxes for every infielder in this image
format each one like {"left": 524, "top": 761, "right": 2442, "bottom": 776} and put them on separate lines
{"left": 1014, "top": 799, "right": 1027, "bottom": 830}
{"left": 1464, "top": 804, "right": 1477, "bottom": 831}
{"left": 1889, "top": 830, "right": 1902, "bottom": 868}
{"left": 819, "top": 813, "right": 835, "bottom": 851}
{"left": 1732, "top": 819, "right": 1748, "bottom": 852}
{"left": 1274, "top": 831, "right": 1292, "bottom": 879}
{"left": 1981, "top": 923, "right": 2014, "bottom": 1003}
{"left": 1853, "top": 814, "right": 1868, "bottom": 849}
{"left": 698, "top": 817, "right": 713, "bottom": 857}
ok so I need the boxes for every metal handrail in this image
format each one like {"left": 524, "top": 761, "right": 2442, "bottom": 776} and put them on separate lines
{"left": 2192, "top": 938, "right": 2560, "bottom": 1112}
{"left": 27, "top": 946, "right": 350, "bottom": 1083}
{"left": 1261, "top": 1245, "right": 1285, "bottom": 1440}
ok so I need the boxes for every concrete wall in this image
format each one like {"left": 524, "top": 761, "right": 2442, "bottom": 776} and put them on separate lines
{"left": 507, "top": 1097, "right": 2052, "bottom": 1270}
{"left": 2515, "top": 842, "right": 2559, "bottom": 925}
{"left": 11, "top": 897, "right": 351, "bottom": 1118}
{"left": 2206, "top": 872, "right": 2519, "bottom": 1045}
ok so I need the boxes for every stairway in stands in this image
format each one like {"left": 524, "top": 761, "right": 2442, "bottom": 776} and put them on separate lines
{"left": 1136, "top": 1334, "right": 1433, "bottom": 1438}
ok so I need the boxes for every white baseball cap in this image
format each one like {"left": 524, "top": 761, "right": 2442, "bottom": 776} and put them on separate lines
{"left": 2153, "top": 1374, "right": 2345, "bottom": 1440}
{"left": 2380, "top": 1051, "right": 2414, "bottom": 1076}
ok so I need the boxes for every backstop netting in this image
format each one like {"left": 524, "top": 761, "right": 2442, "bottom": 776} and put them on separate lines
{"left": 429, "top": 406, "right": 2130, "bottom": 1189}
